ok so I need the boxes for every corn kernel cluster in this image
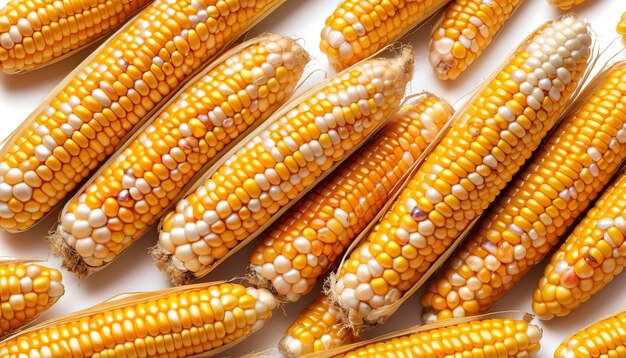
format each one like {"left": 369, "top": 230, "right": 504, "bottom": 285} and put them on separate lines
{"left": 430, "top": 0, "right": 523, "bottom": 80}
{"left": 320, "top": 0, "right": 449, "bottom": 71}
{"left": 335, "top": 318, "right": 542, "bottom": 357}
{"left": 422, "top": 65, "right": 626, "bottom": 323}
{"left": 0, "top": 260, "right": 64, "bottom": 338}
{"left": 0, "top": 0, "right": 284, "bottom": 232}
{"left": 555, "top": 310, "right": 626, "bottom": 357}
{"left": 533, "top": 171, "right": 626, "bottom": 320}
{"left": 0, "top": 0, "right": 152, "bottom": 73}
{"left": 152, "top": 49, "right": 414, "bottom": 286}
{"left": 280, "top": 295, "right": 354, "bottom": 357}
{"left": 332, "top": 15, "right": 592, "bottom": 327}
{"left": 52, "top": 34, "right": 308, "bottom": 277}
{"left": 0, "top": 282, "right": 276, "bottom": 357}
{"left": 248, "top": 94, "right": 452, "bottom": 302}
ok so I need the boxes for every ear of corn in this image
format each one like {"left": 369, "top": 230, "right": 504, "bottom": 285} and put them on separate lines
{"left": 0, "top": 282, "right": 276, "bottom": 357}
{"left": 429, "top": 0, "right": 523, "bottom": 80}
{"left": 151, "top": 48, "right": 414, "bottom": 286}
{"left": 555, "top": 309, "right": 626, "bottom": 357}
{"left": 0, "top": 0, "right": 152, "bottom": 74}
{"left": 0, "top": 258, "right": 64, "bottom": 338}
{"left": 421, "top": 63, "right": 626, "bottom": 323}
{"left": 279, "top": 294, "right": 354, "bottom": 357}
{"left": 320, "top": 0, "right": 450, "bottom": 71}
{"left": 49, "top": 34, "right": 309, "bottom": 279}
{"left": 316, "top": 314, "right": 542, "bottom": 358}
{"left": 331, "top": 15, "right": 593, "bottom": 329}
{"left": 533, "top": 165, "right": 626, "bottom": 319}
{"left": 0, "top": 0, "right": 286, "bottom": 233}
{"left": 247, "top": 93, "right": 453, "bottom": 303}
{"left": 547, "top": 0, "right": 588, "bottom": 10}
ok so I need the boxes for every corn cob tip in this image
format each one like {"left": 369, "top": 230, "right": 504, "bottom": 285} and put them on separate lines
{"left": 0, "top": 261, "right": 65, "bottom": 337}
{"left": 149, "top": 244, "right": 197, "bottom": 286}
{"left": 278, "top": 294, "right": 353, "bottom": 357}
{"left": 49, "top": 227, "right": 91, "bottom": 279}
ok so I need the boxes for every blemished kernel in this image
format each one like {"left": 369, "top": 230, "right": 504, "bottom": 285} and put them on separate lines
{"left": 429, "top": 0, "right": 523, "bottom": 80}
{"left": 320, "top": 0, "right": 449, "bottom": 71}
{"left": 0, "top": 282, "right": 276, "bottom": 357}
{"left": 0, "top": 0, "right": 152, "bottom": 73}
{"left": 51, "top": 34, "right": 308, "bottom": 278}
{"left": 0, "top": 0, "right": 285, "bottom": 233}
{"left": 280, "top": 295, "right": 354, "bottom": 357}
{"left": 333, "top": 318, "right": 542, "bottom": 357}
{"left": 555, "top": 310, "right": 626, "bottom": 357}
{"left": 248, "top": 93, "right": 453, "bottom": 302}
{"left": 152, "top": 48, "right": 414, "bottom": 286}
{"left": 333, "top": 15, "right": 593, "bottom": 328}
{"left": 533, "top": 156, "right": 626, "bottom": 318}
{"left": 547, "top": 0, "right": 587, "bottom": 10}
{"left": 0, "top": 259, "right": 64, "bottom": 338}
{"left": 421, "top": 65, "right": 626, "bottom": 323}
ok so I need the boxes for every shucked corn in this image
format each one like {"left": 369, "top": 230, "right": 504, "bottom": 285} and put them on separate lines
{"left": 533, "top": 167, "right": 626, "bottom": 319}
{"left": 0, "top": 282, "right": 276, "bottom": 357}
{"left": 421, "top": 64, "right": 626, "bottom": 323}
{"left": 0, "top": 0, "right": 285, "bottom": 232}
{"left": 152, "top": 48, "right": 414, "bottom": 286}
{"left": 0, "top": 0, "right": 152, "bottom": 73}
{"left": 332, "top": 15, "right": 593, "bottom": 328}
{"left": 248, "top": 94, "right": 452, "bottom": 302}
{"left": 51, "top": 34, "right": 308, "bottom": 278}
{"left": 555, "top": 310, "right": 626, "bottom": 357}
{"left": 328, "top": 316, "right": 542, "bottom": 357}
{"left": 280, "top": 294, "right": 354, "bottom": 357}
{"left": 0, "top": 259, "right": 64, "bottom": 338}
{"left": 547, "top": 0, "right": 588, "bottom": 10}
{"left": 320, "top": 0, "right": 449, "bottom": 71}
{"left": 429, "top": 0, "right": 523, "bottom": 80}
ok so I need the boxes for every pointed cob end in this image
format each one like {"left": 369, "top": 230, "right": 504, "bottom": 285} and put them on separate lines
{"left": 149, "top": 244, "right": 196, "bottom": 286}
{"left": 48, "top": 227, "right": 92, "bottom": 279}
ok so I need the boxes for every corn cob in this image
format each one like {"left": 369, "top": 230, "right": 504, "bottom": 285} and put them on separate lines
{"left": 324, "top": 316, "right": 542, "bottom": 357}
{"left": 280, "top": 294, "right": 354, "bottom": 357}
{"left": 248, "top": 94, "right": 453, "bottom": 302}
{"left": 151, "top": 48, "right": 414, "bottom": 286}
{"left": 320, "top": 0, "right": 450, "bottom": 71}
{"left": 0, "top": 0, "right": 153, "bottom": 74}
{"left": 0, "top": 258, "right": 64, "bottom": 338}
{"left": 0, "top": 0, "right": 285, "bottom": 233}
{"left": 618, "top": 13, "right": 626, "bottom": 40}
{"left": 50, "top": 35, "right": 309, "bottom": 278}
{"left": 547, "top": 0, "right": 588, "bottom": 10}
{"left": 0, "top": 282, "right": 275, "bottom": 357}
{"left": 332, "top": 15, "right": 593, "bottom": 328}
{"left": 429, "top": 0, "right": 523, "bottom": 80}
{"left": 533, "top": 171, "right": 626, "bottom": 319}
{"left": 421, "top": 64, "right": 626, "bottom": 323}
{"left": 555, "top": 310, "right": 626, "bottom": 357}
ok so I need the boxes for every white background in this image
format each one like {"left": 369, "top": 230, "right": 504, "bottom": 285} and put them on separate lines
{"left": 0, "top": 0, "right": 624, "bottom": 356}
